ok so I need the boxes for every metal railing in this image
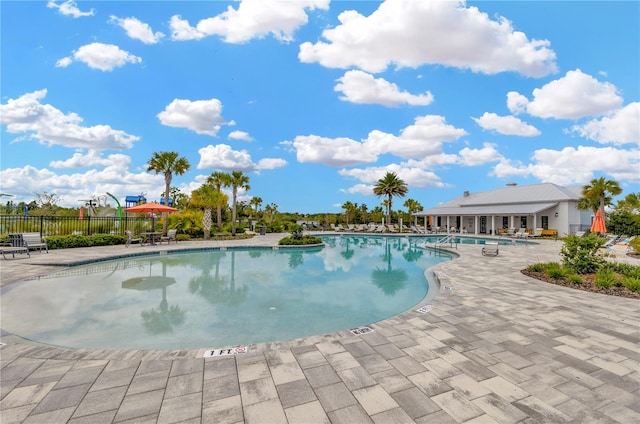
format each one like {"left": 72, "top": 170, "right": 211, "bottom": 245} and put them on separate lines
{"left": 0, "top": 215, "right": 155, "bottom": 237}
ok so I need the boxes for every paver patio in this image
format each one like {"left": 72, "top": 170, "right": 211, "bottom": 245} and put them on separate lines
{"left": 1, "top": 233, "right": 638, "bottom": 423}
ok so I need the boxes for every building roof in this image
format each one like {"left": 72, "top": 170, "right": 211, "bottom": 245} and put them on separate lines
{"left": 414, "top": 183, "right": 580, "bottom": 216}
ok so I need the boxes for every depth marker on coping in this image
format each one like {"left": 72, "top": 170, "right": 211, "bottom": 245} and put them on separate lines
{"left": 350, "top": 326, "right": 374, "bottom": 336}
{"left": 203, "top": 346, "right": 248, "bottom": 357}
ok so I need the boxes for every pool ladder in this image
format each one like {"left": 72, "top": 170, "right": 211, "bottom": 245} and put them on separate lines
{"left": 431, "top": 234, "right": 458, "bottom": 250}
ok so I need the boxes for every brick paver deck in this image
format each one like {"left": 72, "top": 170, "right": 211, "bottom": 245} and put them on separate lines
{"left": 1, "top": 234, "right": 638, "bottom": 423}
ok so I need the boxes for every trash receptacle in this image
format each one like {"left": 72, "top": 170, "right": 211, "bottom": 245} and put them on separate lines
{"left": 259, "top": 226, "right": 266, "bottom": 235}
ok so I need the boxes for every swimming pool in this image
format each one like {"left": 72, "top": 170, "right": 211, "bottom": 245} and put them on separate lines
{"left": 1, "top": 235, "right": 454, "bottom": 350}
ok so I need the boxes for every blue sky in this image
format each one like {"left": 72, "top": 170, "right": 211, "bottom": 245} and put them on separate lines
{"left": 1, "top": 1, "right": 638, "bottom": 214}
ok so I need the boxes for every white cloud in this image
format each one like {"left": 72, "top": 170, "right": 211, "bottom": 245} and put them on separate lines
{"left": 257, "top": 158, "right": 287, "bottom": 170}
{"left": 571, "top": 102, "right": 639, "bottom": 145}
{"left": 109, "top": 15, "right": 165, "bottom": 44}
{"left": 458, "top": 143, "right": 504, "bottom": 166}
{"left": 291, "top": 135, "right": 378, "bottom": 167}
{"left": 493, "top": 145, "right": 640, "bottom": 185}
{"left": 339, "top": 164, "right": 446, "bottom": 189}
{"left": 0, "top": 89, "right": 140, "bottom": 150}
{"left": 49, "top": 150, "right": 131, "bottom": 169}
{"left": 198, "top": 144, "right": 261, "bottom": 172}
{"left": 55, "top": 57, "right": 73, "bottom": 68}
{"left": 340, "top": 183, "right": 373, "bottom": 196}
{"left": 171, "top": 0, "right": 329, "bottom": 43}
{"left": 335, "top": 70, "right": 434, "bottom": 107}
{"left": 511, "top": 69, "right": 623, "bottom": 120}
{"left": 59, "top": 42, "right": 142, "bottom": 71}
{"left": 157, "top": 98, "right": 227, "bottom": 136}
{"left": 47, "top": 0, "right": 94, "bottom": 18}
{"left": 299, "top": 0, "right": 557, "bottom": 76}
{"left": 290, "top": 115, "right": 467, "bottom": 167}
{"left": 169, "top": 15, "right": 205, "bottom": 41}
{"left": 472, "top": 112, "right": 540, "bottom": 136}
{"left": 0, "top": 162, "right": 167, "bottom": 208}
{"left": 228, "top": 130, "right": 253, "bottom": 141}
{"left": 506, "top": 91, "right": 529, "bottom": 115}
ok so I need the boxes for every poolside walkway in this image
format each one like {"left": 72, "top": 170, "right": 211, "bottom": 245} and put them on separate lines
{"left": 1, "top": 234, "right": 639, "bottom": 423}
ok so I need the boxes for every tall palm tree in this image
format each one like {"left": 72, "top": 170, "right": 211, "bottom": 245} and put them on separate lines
{"left": 373, "top": 172, "right": 408, "bottom": 226}
{"left": 250, "top": 196, "right": 263, "bottom": 216}
{"left": 403, "top": 198, "right": 423, "bottom": 226}
{"left": 190, "top": 184, "right": 228, "bottom": 239}
{"left": 342, "top": 201, "right": 356, "bottom": 226}
{"left": 229, "top": 170, "right": 250, "bottom": 236}
{"left": 207, "top": 171, "right": 231, "bottom": 233}
{"left": 580, "top": 177, "right": 622, "bottom": 217}
{"left": 147, "top": 151, "right": 191, "bottom": 235}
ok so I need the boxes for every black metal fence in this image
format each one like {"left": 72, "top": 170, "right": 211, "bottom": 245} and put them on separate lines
{"left": 0, "top": 215, "right": 155, "bottom": 237}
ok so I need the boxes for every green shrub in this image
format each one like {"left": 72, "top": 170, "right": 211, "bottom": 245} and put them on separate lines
{"left": 621, "top": 277, "right": 640, "bottom": 292}
{"left": 44, "top": 234, "right": 126, "bottom": 249}
{"left": 279, "top": 235, "right": 323, "bottom": 245}
{"left": 544, "top": 262, "right": 570, "bottom": 280}
{"left": 560, "top": 234, "right": 606, "bottom": 274}
{"left": 594, "top": 268, "right": 617, "bottom": 289}
{"left": 527, "top": 263, "right": 547, "bottom": 272}
{"left": 567, "top": 274, "right": 583, "bottom": 285}
{"left": 176, "top": 234, "right": 190, "bottom": 241}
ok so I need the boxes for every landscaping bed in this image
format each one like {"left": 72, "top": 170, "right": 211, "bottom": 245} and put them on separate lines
{"left": 521, "top": 269, "right": 640, "bottom": 299}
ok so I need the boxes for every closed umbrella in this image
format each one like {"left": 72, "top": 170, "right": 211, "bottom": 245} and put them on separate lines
{"left": 590, "top": 209, "right": 606, "bottom": 234}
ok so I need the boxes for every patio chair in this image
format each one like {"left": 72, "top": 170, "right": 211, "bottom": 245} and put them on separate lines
{"left": 125, "top": 230, "right": 144, "bottom": 247}
{"left": 1, "top": 245, "right": 30, "bottom": 260}
{"left": 482, "top": 242, "right": 499, "bottom": 256}
{"left": 161, "top": 229, "right": 178, "bottom": 244}
{"left": 22, "top": 232, "right": 48, "bottom": 253}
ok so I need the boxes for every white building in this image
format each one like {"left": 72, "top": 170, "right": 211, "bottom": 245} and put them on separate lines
{"left": 413, "top": 182, "right": 592, "bottom": 236}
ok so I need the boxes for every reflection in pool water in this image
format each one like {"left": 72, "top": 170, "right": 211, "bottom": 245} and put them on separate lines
{"left": 1, "top": 236, "right": 453, "bottom": 350}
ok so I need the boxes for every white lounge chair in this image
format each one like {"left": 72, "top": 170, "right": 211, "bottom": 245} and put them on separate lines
{"left": 482, "top": 242, "right": 499, "bottom": 256}
{"left": 160, "top": 229, "right": 178, "bottom": 244}
{"left": 125, "top": 230, "right": 145, "bottom": 247}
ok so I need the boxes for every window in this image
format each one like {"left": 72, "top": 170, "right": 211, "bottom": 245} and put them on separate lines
{"left": 502, "top": 217, "right": 509, "bottom": 228}
{"left": 520, "top": 216, "right": 527, "bottom": 228}
{"left": 541, "top": 216, "right": 549, "bottom": 230}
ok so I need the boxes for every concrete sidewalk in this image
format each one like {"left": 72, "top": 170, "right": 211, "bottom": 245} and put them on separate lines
{"left": 1, "top": 235, "right": 639, "bottom": 423}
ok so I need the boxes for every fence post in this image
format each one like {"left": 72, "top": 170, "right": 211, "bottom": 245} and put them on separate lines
{"left": 40, "top": 215, "right": 44, "bottom": 236}
{"left": 87, "top": 216, "right": 91, "bottom": 235}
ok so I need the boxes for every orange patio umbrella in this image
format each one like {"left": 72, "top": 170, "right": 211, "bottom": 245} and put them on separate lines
{"left": 590, "top": 209, "right": 606, "bottom": 234}
{"left": 125, "top": 202, "right": 178, "bottom": 232}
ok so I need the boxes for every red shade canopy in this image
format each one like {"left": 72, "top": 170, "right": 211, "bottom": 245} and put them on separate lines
{"left": 124, "top": 202, "right": 178, "bottom": 214}
{"left": 590, "top": 209, "right": 606, "bottom": 234}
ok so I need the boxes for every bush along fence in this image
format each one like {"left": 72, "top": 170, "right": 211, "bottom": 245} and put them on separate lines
{"left": 0, "top": 215, "right": 156, "bottom": 238}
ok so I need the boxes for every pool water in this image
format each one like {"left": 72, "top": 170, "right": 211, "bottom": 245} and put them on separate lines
{"left": 1, "top": 236, "right": 453, "bottom": 350}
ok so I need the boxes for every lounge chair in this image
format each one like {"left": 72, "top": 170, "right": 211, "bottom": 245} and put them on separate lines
{"left": 22, "top": 232, "right": 48, "bottom": 253}
{"left": 125, "top": 230, "right": 144, "bottom": 247}
{"left": 1, "top": 245, "right": 30, "bottom": 260}
{"left": 514, "top": 229, "right": 529, "bottom": 238}
{"left": 160, "top": 229, "right": 178, "bottom": 244}
{"left": 532, "top": 228, "right": 544, "bottom": 237}
{"left": 482, "top": 242, "right": 499, "bottom": 256}
{"left": 374, "top": 225, "right": 385, "bottom": 233}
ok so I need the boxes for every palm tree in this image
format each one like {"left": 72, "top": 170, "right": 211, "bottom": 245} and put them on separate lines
{"left": 373, "top": 172, "right": 408, "bottom": 226}
{"left": 229, "top": 170, "right": 250, "bottom": 236}
{"left": 250, "top": 196, "right": 263, "bottom": 217}
{"left": 207, "top": 172, "right": 231, "bottom": 233}
{"left": 403, "top": 198, "right": 423, "bottom": 226}
{"left": 190, "top": 184, "right": 228, "bottom": 239}
{"left": 342, "top": 201, "right": 356, "bottom": 226}
{"left": 147, "top": 151, "right": 191, "bottom": 235}
{"left": 580, "top": 177, "right": 622, "bottom": 217}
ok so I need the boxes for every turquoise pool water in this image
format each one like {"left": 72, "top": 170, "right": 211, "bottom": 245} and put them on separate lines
{"left": 1, "top": 235, "right": 453, "bottom": 350}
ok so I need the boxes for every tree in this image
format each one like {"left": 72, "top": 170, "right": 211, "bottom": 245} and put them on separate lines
{"left": 147, "top": 151, "right": 191, "bottom": 235}
{"left": 341, "top": 201, "right": 357, "bottom": 225}
{"left": 229, "top": 170, "right": 250, "bottom": 236}
{"left": 580, "top": 177, "right": 622, "bottom": 217}
{"left": 190, "top": 184, "right": 228, "bottom": 239}
{"left": 34, "top": 191, "right": 62, "bottom": 215}
{"left": 373, "top": 172, "right": 408, "bottom": 226}
{"left": 250, "top": 196, "right": 263, "bottom": 216}
{"left": 616, "top": 192, "right": 640, "bottom": 214}
{"left": 207, "top": 172, "right": 231, "bottom": 233}
{"left": 403, "top": 198, "right": 423, "bottom": 225}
